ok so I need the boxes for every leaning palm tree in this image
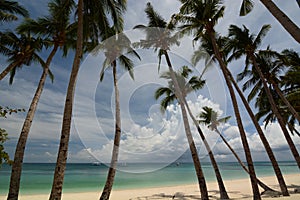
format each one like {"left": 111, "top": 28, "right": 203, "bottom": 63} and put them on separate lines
{"left": 0, "top": 31, "right": 44, "bottom": 81}
{"left": 155, "top": 66, "right": 230, "bottom": 199}
{"left": 7, "top": 1, "right": 76, "bottom": 199}
{"left": 198, "top": 106, "right": 280, "bottom": 193}
{"left": 98, "top": 27, "right": 140, "bottom": 200}
{"left": 239, "top": 0, "right": 300, "bottom": 43}
{"left": 134, "top": 3, "right": 209, "bottom": 199}
{"left": 177, "top": 0, "right": 261, "bottom": 199}
{"left": 227, "top": 24, "right": 300, "bottom": 168}
{"left": 0, "top": 0, "right": 28, "bottom": 23}
{"left": 193, "top": 29, "right": 290, "bottom": 196}
{"left": 226, "top": 67, "right": 290, "bottom": 195}
{"left": 50, "top": 1, "right": 127, "bottom": 199}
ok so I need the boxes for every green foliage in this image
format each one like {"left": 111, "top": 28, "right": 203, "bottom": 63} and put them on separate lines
{"left": 0, "top": 128, "right": 12, "bottom": 166}
{"left": 0, "top": 106, "right": 25, "bottom": 166}
{"left": 0, "top": 106, "right": 25, "bottom": 117}
{"left": 198, "top": 106, "right": 231, "bottom": 131}
{"left": 155, "top": 66, "right": 205, "bottom": 113}
{"left": 0, "top": 0, "right": 29, "bottom": 22}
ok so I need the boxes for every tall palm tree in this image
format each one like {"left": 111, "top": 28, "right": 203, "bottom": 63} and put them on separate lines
{"left": 0, "top": 0, "right": 28, "bottom": 23}
{"left": 7, "top": 1, "right": 75, "bottom": 199}
{"left": 134, "top": 3, "right": 209, "bottom": 199}
{"left": 198, "top": 106, "right": 279, "bottom": 193}
{"left": 0, "top": 31, "right": 44, "bottom": 81}
{"left": 155, "top": 66, "right": 230, "bottom": 199}
{"left": 50, "top": 0, "right": 127, "bottom": 199}
{"left": 193, "top": 29, "right": 289, "bottom": 196}
{"left": 98, "top": 27, "right": 140, "bottom": 200}
{"left": 226, "top": 66, "right": 290, "bottom": 195}
{"left": 203, "top": 40, "right": 291, "bottom": 195}
{"left": 239, "top": 0, "right": 300, "bottom": 43}
{"left": 227, "top": 24, "right": 300, "bottom": 168}
{"left": 177, "top": 0, "right": 261, "bottom": 199}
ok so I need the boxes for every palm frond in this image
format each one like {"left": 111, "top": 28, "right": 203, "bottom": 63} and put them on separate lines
{"left": 119, "top": 55, "right": 134, "bottom": 80}
{"left": 254, "top": 24, "right": 271, "bottom": 48}
{"left": 100, "top": 58, "right": 111, "bottom": 81}
{"left": 239, "top": 0, "right": 254, "bottom": 16}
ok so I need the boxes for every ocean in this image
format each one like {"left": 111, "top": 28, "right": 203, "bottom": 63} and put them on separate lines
{"left": 0, "top": 161, "right": 298, "bottom": 195}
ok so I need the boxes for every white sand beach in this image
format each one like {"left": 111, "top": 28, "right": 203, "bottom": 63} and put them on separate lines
{"left": 1, "top": 173, "right": 299, "bottom": 200}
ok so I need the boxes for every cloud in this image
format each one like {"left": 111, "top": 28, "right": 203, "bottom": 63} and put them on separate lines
{"left": 1, "top": 0, "right": 300, "bottom": 165}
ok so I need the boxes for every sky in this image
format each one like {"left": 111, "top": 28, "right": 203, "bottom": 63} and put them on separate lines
{"left": 0, "top": 0, "right": 300, "bottom": 169}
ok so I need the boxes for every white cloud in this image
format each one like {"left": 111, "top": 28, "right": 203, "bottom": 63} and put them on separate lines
{"left": 1, "top": 0, "right": 300, "bottom": 164}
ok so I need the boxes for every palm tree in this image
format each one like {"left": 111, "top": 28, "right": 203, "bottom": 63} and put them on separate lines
{"left": 226, "top": 66, "right": 290, "bottom": 195}
{"left": 198, "top": 106, "right": 280, "bottom": 193}
{"left": 227, "top": 24, "right": 300, "bottom": 169}
{"left": 0, "top": 0, "right": 28, "bottom": 23}
{"left": 0, "top": 31, "right": 44, "bottom": 81}
{"left": 134, "top": 3, "right": 209, "bottom": 199}
{"left": 7, "top": 1, "right": 75, "bottom": 199}
{"left": 239, "top": 0, "right": 300, "bottom": 43}
{"left": 155, "top": 66, "right": 230, "bottom": 199}
{"left": 193, "top": 28, "right": 289, "bottom": 196}
{"left": 98, "top": 27, "right": 140, "bottom": 200}
{"left": 277, "top": 49, "right": 300, "bottom": 124}
{"left": 236, "top": 49, "right": 300, "bottom": 124}
{"left": 280, "top": 49, "right": 300, "bottom": 133}
{"left": 50, "top": 0, "right": 127, "bottom": 199}
{"left": 177, "top": 0, "right": 261, "bottom": 199}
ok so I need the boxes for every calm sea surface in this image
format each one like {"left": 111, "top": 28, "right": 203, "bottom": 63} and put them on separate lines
{"left": 0, "top": 161, "right": 298, "bottom": 195}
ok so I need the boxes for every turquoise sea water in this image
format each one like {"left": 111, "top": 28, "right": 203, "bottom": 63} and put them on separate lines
{"left": 0, "top": 161, "right": 298, "bottom": 195}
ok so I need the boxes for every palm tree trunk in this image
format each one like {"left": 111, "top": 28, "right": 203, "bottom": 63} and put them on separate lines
{"left": 0, "top": 61, "right": 20, "bottom": 81}
{"left": 209, "top": 32, "right": 261, "bottom": 200}
{"left": 100, "top": 61, "right": 121, "bottom": 200}
{"left": 215, "top": 128, "right": 276, "bottom": 192}
{"left": 7, "top": 45, "right": 58, "bottom": 200}
{"left": 225, "top": 68, "right": 289, "bottom": 195}
{"left": 250, "top": 55, "right": 300, "bottom": 169}
{"left": 270, "top": 79, "right": 300, "bottom": 123}
{"left": 260, "top": 0, "right": 300, "bottom": 43}
{"left": 183, "top": 99, "right": 229, "bottom": 199}
{"left": 49, "top": 1, "right": 83, "bottom": 199}
{"left": 165, "top": 52, "right": 209, "bottom": 200}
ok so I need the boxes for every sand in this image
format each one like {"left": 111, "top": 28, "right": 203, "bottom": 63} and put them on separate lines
{"left": 1, "top": 173, "right": 299, "bottom": 200}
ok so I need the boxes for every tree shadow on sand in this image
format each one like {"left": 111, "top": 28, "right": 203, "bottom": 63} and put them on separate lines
{"left": 129, "top": 185, "right": 300, "bottom": 200}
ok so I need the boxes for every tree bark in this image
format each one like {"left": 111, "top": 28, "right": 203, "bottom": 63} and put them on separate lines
{"left": 260, "top": 0, "right": 300, "bottom": 43}
{"left": 0, "top": 61, "right": 20, "bottom": 81}
{"left": 49, "top": 1, "right": 83, "bottom": 199}
{"left": 100, "top": 61, "right": 121, "bottom": 200}
{"left": 184, "top": 99, "right": 229, "bottom": 199}
{"left": 226, "top": 67, "right": 289, "bottom": 195}
{"left": 209, "top": 32, "right": 261, "bottom": 200}
{"left": 7, "top": 45, "right": 58, "bottom": 200}
{"left": 165, "top": 52, "right": 209, "bottom": 200}
{"left": 250, "top": 55, "right": 300, "bottom": 169}
{"left": 215, "top": 128, "right": 276, "bottom": 192}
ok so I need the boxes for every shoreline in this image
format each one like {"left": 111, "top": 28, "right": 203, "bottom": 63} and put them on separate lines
{"left": 1, "top": 173, "right": 299, "bottom": 199}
